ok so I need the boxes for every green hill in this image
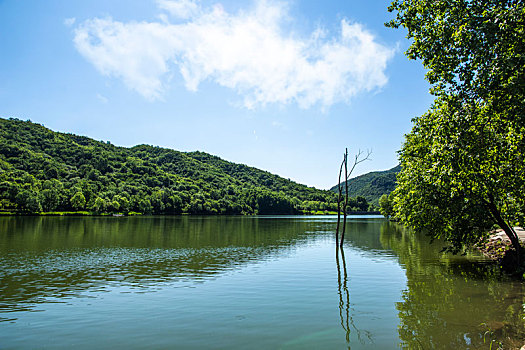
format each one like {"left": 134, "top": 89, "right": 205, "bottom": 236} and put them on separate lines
{"left": 330, "top": 165, "right": 400, "bottom": 206}
{"left": 0, "top": 117, "right": 347, "bottom": 215}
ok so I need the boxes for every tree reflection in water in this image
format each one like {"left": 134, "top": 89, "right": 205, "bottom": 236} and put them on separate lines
{"left": 380, "top": 222, "right": 525, "bottom": 349}
{"left": 336, "top": 246, "right": 372, "bottom": 348}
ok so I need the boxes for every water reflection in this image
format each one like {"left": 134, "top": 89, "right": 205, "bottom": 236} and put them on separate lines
{"left": 2, "top": 215, "right": 524, "bottom": 348}
{"left": 0, "top": 216, "right": 332, "bottom": 319}
{"left": 336, "top": 246, "right": 373, "bottom": 348}
{"left": 380, "top": 222, "right": 525, "bottom": 349}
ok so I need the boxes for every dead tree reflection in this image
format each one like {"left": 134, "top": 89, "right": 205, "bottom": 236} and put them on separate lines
{"left": 336, "top": 246, "right": 373, "bottom": 347}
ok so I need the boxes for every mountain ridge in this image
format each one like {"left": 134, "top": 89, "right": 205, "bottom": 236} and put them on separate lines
{"left": 330, "top": 165, "right": 400, "bottom": 206}
{"left": 0, "top": 117, "right": 348, "bottom": 214}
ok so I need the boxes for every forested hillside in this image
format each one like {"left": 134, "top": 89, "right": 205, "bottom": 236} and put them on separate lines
{"left": 330, "top": 165, "right": 400, "bottom": 205}
{"left": 0, "top": 118, "right": 372, "bottom": 215}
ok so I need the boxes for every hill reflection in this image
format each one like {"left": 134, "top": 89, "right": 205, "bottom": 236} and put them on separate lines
{"left": 4, "top": 216, "right": 522, "bottom": 348}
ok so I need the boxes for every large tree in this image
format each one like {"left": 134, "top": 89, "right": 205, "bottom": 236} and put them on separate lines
{"left": 388, "top": 0, "right": 525, "bottom": 254}
{"left": 395, "top": 96, "right": 525, "bottom": 253}
{"left": 387, "top": 0, "right": 524, "bottom": 115}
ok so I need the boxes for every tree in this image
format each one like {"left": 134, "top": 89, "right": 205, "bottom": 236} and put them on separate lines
{"left": 91, "top": 197, "right": 106, "bottom": 213}
{"left": 39, "top": 189, "right": 59, "bottom": 212}
{"left": 150, "top": 190, "right": 165, "bottom": 214}
{"left": 165, "top": 194, "right": 182, "bottom": 214}
{"left": 394, "top": 96, "right": 525, "bottom": 254}
{"left": 386, "top": 0, "right": 524, "bottom": 119}
{"left": 112, "top": 195, "right": 129, "bottom": 213}
{"left": 388, "top": 1, "right": 525, "bottom": 255}
{"left": 110, "top": 199, "right": 120, "bottom": 212}
{"left": 336, "top": 149, "right": 371, "bottom": 247}
{"left": 355, "top": 196, "right": 369, "bottom": 212}
{"left": 256, "top": 190, "right": 295, "bottom": 215}
{"left": 379, "top": 193, "right": 394, "bottom": 219}
{"left": 16, "top": 189, "right": 42, "bottom": 212}
{"left": 138, "top": 198, "right": 153, "bottom": 214}
{"left": 70, "top": 191, "right": 86, "bottom": 211}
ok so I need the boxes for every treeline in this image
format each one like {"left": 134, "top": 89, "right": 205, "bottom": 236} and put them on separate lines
{"left": 0, "top": 118, "right": 373, "bottom": 215}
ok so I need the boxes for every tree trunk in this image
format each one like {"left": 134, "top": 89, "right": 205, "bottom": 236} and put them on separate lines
{"left": 486, "top": 195, "right": 521, "bottom": 260}
{"left": 336, "top": 159, "right": 344, "bottom": 246}
{"left": 336, "top": 148, "right": 371, "bottom": 248}
{"left": 340, "top": 149, "right": 348, "bottom": 248}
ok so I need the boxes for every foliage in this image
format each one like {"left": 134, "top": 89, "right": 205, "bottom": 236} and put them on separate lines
{"left": 387, "top": 0, "right": 525, "bottom": 116}
{"left": 394, "top": 96, "right": 525, "bottom": 253}
{"left": 70, "top": 191, "right": 86, "bottom": 210}
{"left": 387, "top": 0, "right": 525, "bottom": 253}
{"left": 379, "top": 192, "right": 394, "bottom": 219}
{"left": 0, "top": 118, "right": 372, "bottom": 215}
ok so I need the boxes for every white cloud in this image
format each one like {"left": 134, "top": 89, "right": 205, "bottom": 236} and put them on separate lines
{"left": 157, "top": 0, "right": 199, "bottom": 19}
{"left": 96, "top": 93, "right": 109, "bottom": 103}
{"left": 73, "top": 0, "right": 394, "bottom": 108}
{"left": 64, "top": 17, "right": 76, "bottom": 27}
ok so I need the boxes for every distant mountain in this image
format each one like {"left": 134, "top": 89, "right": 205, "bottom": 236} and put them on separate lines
{"left": 329, "top": 165, "right": 400, "bottom": 206}
{"left": 0, "top": 117, "right": 346, "bottom": 215}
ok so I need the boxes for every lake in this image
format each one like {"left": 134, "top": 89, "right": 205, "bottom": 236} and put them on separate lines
{"left": 0, "top": 216, "right": 524, "bottom": 349}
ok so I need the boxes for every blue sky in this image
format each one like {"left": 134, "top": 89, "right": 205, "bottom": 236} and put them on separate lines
{"left": 0, "top": 0, "right": 433, "bottom": 189}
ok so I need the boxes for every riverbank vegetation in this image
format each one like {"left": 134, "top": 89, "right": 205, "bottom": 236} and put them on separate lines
{"left": 386, "top": 0, "right": 525, "bottom": 271}
{"left": 0, "top": 118, "right": 377, "bottom": 216}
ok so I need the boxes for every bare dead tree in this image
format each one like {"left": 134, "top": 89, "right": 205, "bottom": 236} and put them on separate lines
{"left": 335, "top": 155, "right": 345, "bottom": 245}
{"left": 337, "top": 148, "right": 372, "bottom": 248}
{"left": 341, "top": 149, "right": 349, "bottom": 246}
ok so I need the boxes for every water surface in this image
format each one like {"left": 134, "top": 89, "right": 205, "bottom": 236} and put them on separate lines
{"left": 0, "top": 216, "right": 523, "bottom": 348}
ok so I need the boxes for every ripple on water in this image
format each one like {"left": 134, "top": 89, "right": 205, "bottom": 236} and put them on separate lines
{"left": 0, "top": 244, "right": 298, "bottom": 316}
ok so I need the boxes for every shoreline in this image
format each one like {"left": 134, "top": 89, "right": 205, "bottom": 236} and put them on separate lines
{"left": 477, "top": 227, "right": 525, "bottom": 261}
{"left": 0, "top": 211, "right": 382, "bottom": 217}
